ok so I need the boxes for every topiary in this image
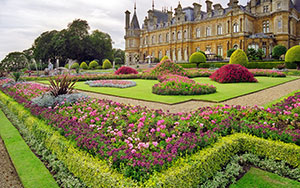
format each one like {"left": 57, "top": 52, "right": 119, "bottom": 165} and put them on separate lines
{"left": 65, "top": 64, "right": 69, "bottom": 69}
{"left": 71, "top": 62, "right": 79, "bottom": 69}
{"left": 115, "top": 66, "right": 138, "bottom": 75}
{"left": 102, "top": 59, "right": 112, "bottom": 69}
{"left": 272, "top": 45, "right": 287, "bottom": 59}
{"left": 227, "top": 48, "right": 236, "bottom": 57}
{"left": 198, "top": 50, "right": 207, "bottom": 58}
{"left": 285, "top": 45, "right": 300, "bottom": 70}
{"left": 189, "top": 52, "right": 206, "bottom": 67}
{"left": 160, "top": 56, "right": 169, "bottom": 62}
{"left": 80, "top": 62, "right": 88, "bottom": 69}
{"left": 229, "top": 49, "right": 248, "bottom": 67}
{"left": 89, "top": 60, "right": 99, "bottom": 70}
{"left": 210, "top": 64, "right": 257, "bottom": 83}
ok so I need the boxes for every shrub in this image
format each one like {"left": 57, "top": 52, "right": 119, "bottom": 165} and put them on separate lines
{"left": 71, "top": 62, "right": 79, "bottom": 69}
{"left": 31, "top": 93, "right": 88, "bottom": 107}
{"left": 153, "top": 74, "right": 216, "bottom": 95}
{"left": 210, "top": 64, "right": 257, "bottom": 83}
{"left": 89, "top": 60, "right": 99, "bottom": 70}
{"left": 102, "top": 59, "right": 112, "bottom": 69}
{"left": 272, "top": 45, "right": 287, "bottom": 59}
{"left": 189, "top": 52, "right": 206, "bottom": 67}
{"left": 11, "top": 72, "right": 23, "bottom": 82}
{"left": 247, "top": 48, "right": 265, "bottom": 61}
{"left": 142, "top": 59, "right": 187, "bottom": 79}
{"left": 177, "top": 63, "right": 197, "bottom": 68}
{"left": 65, "top": 64, "right": 69, "bottom": 69}
{"left": 80, "top": 62, "right": 88, "bottom": 69}
{"left": 160, "top": 56, "right": 169, "bottom": 62}
{"left": 115, "top": 66, "right": 138, "bottom": 75}
{"left": 198, "top": 50, "right": 208, "bottom": 58}
{"left": 227, "top": 48, "right": 236, "bottom": 57}
{"left": 85, "top": 80, "right": 136, "bottom": 88}
{"left": 154, "top": 58, "right": 160, "bottom": 63}
{"left": 229, "top": 49, "right": 248, "bottom": 66}
{"left": 285, "top": 45, "right": 300, "bottom": 70}
{"left": 114, "top": 57, "right": 123, "bottom": 65}
{"left": 48, "top": 75, "right": 78, "bottom": 97}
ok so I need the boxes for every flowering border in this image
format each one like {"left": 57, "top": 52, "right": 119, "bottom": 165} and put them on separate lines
{"left": 85, "top": 80, "right": 136, "bottom": 88}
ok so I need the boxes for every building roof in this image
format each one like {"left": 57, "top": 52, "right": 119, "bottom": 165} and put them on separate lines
{"left": 130, "top": 11, "right": 140, "bottom": 29}
{"left": 153, "top": 10, "right": 168, "bottom": 23}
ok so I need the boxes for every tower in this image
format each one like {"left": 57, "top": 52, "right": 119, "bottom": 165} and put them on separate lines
{"left": 124, "top": 3, "right": 141, "bottom": 65}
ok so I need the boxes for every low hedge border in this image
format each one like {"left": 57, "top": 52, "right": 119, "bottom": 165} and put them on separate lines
{"left": 0, "top": 100, "right": 88, "bottom": 188}
{"left": 1, "top": 91, "right": 300, "bottom": 187}
{"left": 201, "top": 153, "right": 300, "bottom": 187}
{"left": 0, "top": 108, "right": 58, "bottom": 188}
{"left": 196, "top": 61, "right": 296, "bottom": 69}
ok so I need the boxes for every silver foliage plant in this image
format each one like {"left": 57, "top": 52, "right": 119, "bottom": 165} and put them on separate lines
{"left": 85, "top": 80, "right": 137, "bottom": 88}
{"left": 31, "top": 93, "right": 88, "bottom": 107}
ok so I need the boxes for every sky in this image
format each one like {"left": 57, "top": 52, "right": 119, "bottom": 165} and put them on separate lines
{"left": 0, "top": 0, "right": 249, "bottom": 60}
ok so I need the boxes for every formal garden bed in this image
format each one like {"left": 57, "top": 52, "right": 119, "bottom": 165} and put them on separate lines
{"left": 85, "top": 80, "right": 136, "bottom": 88}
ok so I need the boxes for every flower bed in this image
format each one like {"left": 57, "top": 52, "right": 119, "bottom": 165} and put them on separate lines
{"left": 210, "top": 64, "right": 258, "bottom": 83}
{"left": 1, "top": 81, "right": 300, "bottom": 184}
{"left": 115, "top": 66, "right": 138, "bottom": 75}
{"left": 85, "top": 80, "right": 136, "bottom": 88}
{"left": 249, "top": 69, "right": 286, "bottom": 77}
{"left": 153, "top": 74, "right": 216, "bottom": 95}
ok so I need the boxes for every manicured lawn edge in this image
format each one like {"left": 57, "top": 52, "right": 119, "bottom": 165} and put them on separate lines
{"left": 0, "top": 109, "right": 58, "bottom": 188}
{"left": 37, "top": 77, "right": 300, "bottom": 104}
{"left": 1, "top": 89, "right": 300, "bottom": 187}
{"left": 264, "top": 90, "right": 300, "bottom": 108}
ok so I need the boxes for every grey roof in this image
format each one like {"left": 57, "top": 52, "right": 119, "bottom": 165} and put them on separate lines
{"left": 183, "top": 7, "right": 194, "bottom": 21}
{"left": 153, "top": 10, "right": 168, "bottom": 23}
{"left": 130, "top": 12, "right": 140, "bottom": 29}
{"left": 292, "top": 0, "right": 300, "bottom": 12}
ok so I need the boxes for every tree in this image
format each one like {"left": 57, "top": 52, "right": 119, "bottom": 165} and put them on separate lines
{"left": 227, "top": 48, "right": 236, "bottom": 57}
{"left": 272, "top": 45, "right": 287, "bottom": 59}
{"left": 0, "top": 52, "right": 28, "bottom": 71}
{"left": 113, "top": 48, "right": 125, "bottom": 64}
{"left": 285, "top": 45, "right": 300, "bottom": 70}
{"left": 246, "top": 48, "right": 257, "bottom": 61}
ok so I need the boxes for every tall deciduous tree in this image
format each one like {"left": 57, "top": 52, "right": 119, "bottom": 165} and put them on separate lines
{"left": 0, "top": 52, "right": 28, "bottom": 71}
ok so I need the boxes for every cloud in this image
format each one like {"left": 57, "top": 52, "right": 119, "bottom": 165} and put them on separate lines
{"left": 0, "top": 0, "right": 248, "bottom": 60}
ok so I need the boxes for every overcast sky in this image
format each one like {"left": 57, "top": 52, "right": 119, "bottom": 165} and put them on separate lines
{"left": 0, "top": 0, "right": 248, "bottom": 60}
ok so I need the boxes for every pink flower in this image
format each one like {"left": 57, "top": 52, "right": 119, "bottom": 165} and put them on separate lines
{"left": 150, "top": 128, "right": 155, "bottom": 133}
{"left": 180, "top": 117, "right": 185, "bottom": 120}
{"left": 166, "top": 137, "right": 172, "bottom": 143}
{"left": 90, "top": 119, "right": 95, "bottom": 123}
{"left": 160, "top": 133, "right": 166, "bottom": 138}
{"left": 138, "top": 122, "right": 144, "bottom": 128}
{"left": 294, "top": 113, "right": 299, "bottom": 117}
{"left": 117, "top": 131, "right": 123, "bottom": 137}
{"left": 129, "top": 123, "right": 135, "bottom": 128}
{"left": 156, "top": 127, "right": 161, "bottom": 132}
{"left": 95, "top": 117, "right": 100, "bottom": 121}
{"left": 127, "top": 129, "right": 132, "bottom": 133}
{"left": 152, "top": 142, "right": 158, "bottom": 147}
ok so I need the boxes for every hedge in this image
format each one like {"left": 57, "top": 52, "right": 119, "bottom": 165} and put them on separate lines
{"left": 1, "top": 91, "right": 300, "bottom": 187}
{"left": 197, "top": 61, "right": 296, "bottom": 69}
{"left": 177, "top": 63, "right": 197, "bottom": 68}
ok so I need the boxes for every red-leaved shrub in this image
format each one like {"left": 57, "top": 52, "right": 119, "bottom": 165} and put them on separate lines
{"left": 115, "top": 66, "right": 138, "bottom": 75}
{"left": 210, "top": 64, "right": 257, "bottom": 83}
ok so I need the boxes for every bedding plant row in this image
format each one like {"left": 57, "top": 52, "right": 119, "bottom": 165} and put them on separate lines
{"left": 0, "top": 79, "right": 300, "bottom": 184}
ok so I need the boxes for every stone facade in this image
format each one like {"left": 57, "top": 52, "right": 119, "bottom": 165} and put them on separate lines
{"left": 125, "top": 0, "right": 300, "bottom": 65}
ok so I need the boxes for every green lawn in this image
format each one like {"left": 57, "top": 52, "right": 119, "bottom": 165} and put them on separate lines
{"left": 39, "top": 77, "right": 298, "bottom": 104}
{"left": 0, "top": 109, "right": 58, "bottom": 188}
{"left": 230, "top": 167, "right": 300, "bottom": 188}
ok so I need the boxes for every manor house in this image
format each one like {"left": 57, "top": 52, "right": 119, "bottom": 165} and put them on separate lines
{"left": 124, "top": 0, "right": 300, "bottom": 64}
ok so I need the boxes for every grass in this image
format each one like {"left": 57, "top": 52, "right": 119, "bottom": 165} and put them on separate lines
{"left": 39, "top": 76, "right": 298, "bottom": 104}
{"left": 0, "top": 109, "right": 58, "bottom": 188}
{"left": 230, "top": 167, "right": 300, "bottom": 188}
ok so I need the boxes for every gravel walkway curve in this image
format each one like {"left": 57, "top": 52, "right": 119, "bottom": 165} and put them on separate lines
{"left": 80, "top": 78, "right": 300, "bottom": 113}
{"left": 0, "top": 137, "right": 23, "bottom": 188}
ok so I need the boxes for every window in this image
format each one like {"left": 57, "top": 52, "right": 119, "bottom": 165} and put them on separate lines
{"left": 152, "top": 36, "right": 156, "bottom": 44}
{"left": 159, "top": 34, "right": 162, "bottom": 43}
{"left": 206, "top": 46, "right": 211, "bottom": 53}
{"left": 196, "top": 28, "right": 201, "bottom": 38}
{"left": 196, "top": 47, "right": 200, "bottom": 52}
{"left": 184, "top": 30, "right": 187, "bottom": 39}
{"left": 217, "top": 46, "right": 223, "bottom": 56}
{"left": 217, "top": 25, "right": 222, "bottom": 35}
{"left": 206, "top": 27, "right": 211, "bottom": 36}
{"left": 129, "top": 39, "right": 133, "bottom": 47}
{"left": 178, "top": 49, "right": 182, "bottom": 61}
{"left": 262, "top": 21, "right": 270, "bottom": 33}
{"left": 146, "top": 36, "right": 149, "bottom": 44}
{"left": 233, "top": 23, "right": 239, "bottom": 33}
{"left": 177, "top": 31, "right": 182, "bottom": 40}
{"left": 158, "top": 51, "right": 162, "bottom": 59}
{"left": 166, "top": 33, "right": 169, "bottom": 42}
{"left": 263, "top": 6, "right": 269, "bottom": 13}
{"left": 233, "top": 44, "right": 239, "bottom": 49}
{"left": 278, "top": 20, "right": 282, "bottom": 28}
{"left": 172, "top": 32, "right": 176, "bottom": 41}
{"left": 277, "top": 2, "right": 281, "bottom": 9}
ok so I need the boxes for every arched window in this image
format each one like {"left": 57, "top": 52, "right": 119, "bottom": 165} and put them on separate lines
{"left": 233, "top": 44, "right": 239, "bottom": 49}
{"left": 233, "top": 23, "right": 239, "bottom": 33}
{"left": 184, "top": 30, "right": 187, "bottom": 39}
{"left": 159, "top": 34, "right": 162, "bottom": 43}
{"left": 166, "top": 33, "right": 169, "bottom": 42}
{"left": 152, "top": 36, "right": 156, "bottom": 44}
{"left": 217, "top": 25, "right": 222, "bottom": 35}
{"left": 172, "top": 32, "right": 176, "bottom": 41}
{"left": 196, "top": 28, "right": 201, "bottom": 38}
{"left": 177, "top": 31, "right": 182, "bottom": 40}
{"left": 206, "top": 27, "right": 211, "bottom": 36}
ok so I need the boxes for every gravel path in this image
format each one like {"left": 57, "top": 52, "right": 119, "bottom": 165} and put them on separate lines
{"left": 81, "top": 78, "right": 300, "bottom": 113}
{"left": 0, "top": 137, "right": 23, "bottom": 188}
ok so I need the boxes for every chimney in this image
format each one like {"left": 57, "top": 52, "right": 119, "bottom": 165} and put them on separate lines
{"left": 206, "top": 0, "right": 212, "bottom": 12}
{"left": 125, "top": 10, "right": 130, "bottom": 29}
{"left": 213, "top": 4, "right": 222, "bottom": 10}
{"left": 167, "top": 10, "right": 173, "bottom": 22}
{"left": 193, "top": 3, "right": 202, "bottom": 16}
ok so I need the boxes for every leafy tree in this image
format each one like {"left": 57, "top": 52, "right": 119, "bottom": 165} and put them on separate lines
{"left": 272, "top": 45, "right": 287, "bottom": 59}
{"left": 113, "top": 48, "right": 125, "bottom": 64}
{"left": 0, "top": 52, "right": 28, "bottom": 71}
{"left": 227, "top": 48, "right": 236, "bottom": 57}
{"left": 256, "top": 48, "right": 265, "bottom": 60}
{"left": 247, "top": 48, "right": 257, "bottom": 61}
